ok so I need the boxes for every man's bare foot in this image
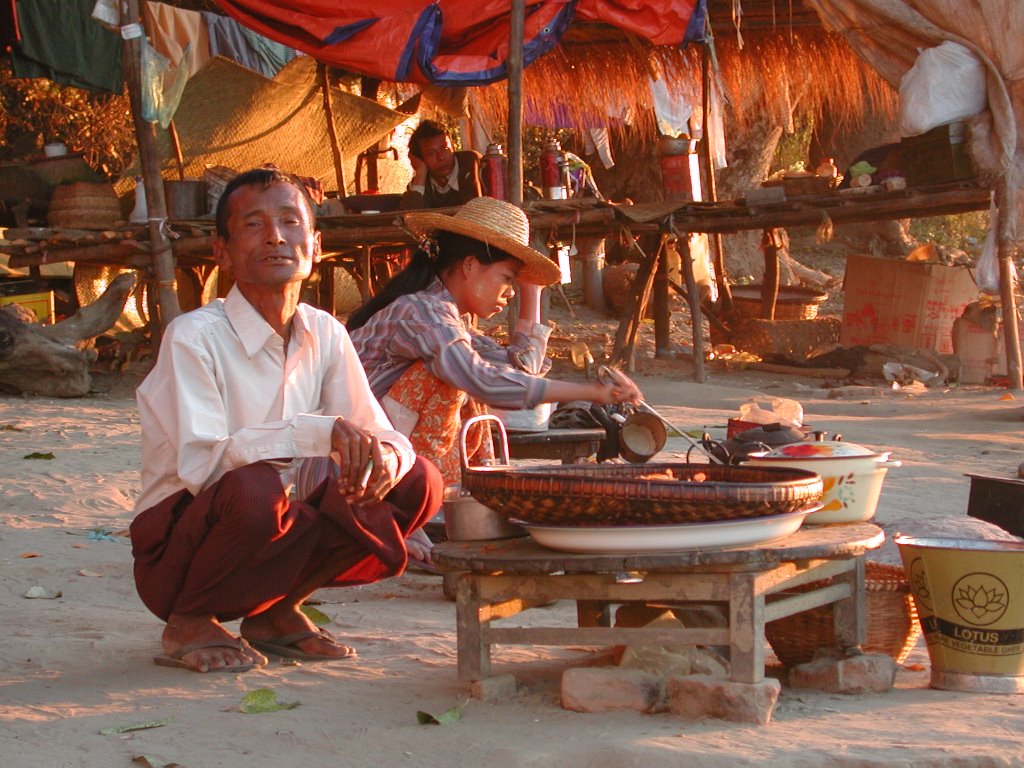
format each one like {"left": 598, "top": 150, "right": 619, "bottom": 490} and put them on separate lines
{"left": 241, "top": 604, "right": 355, "bottom": 659}
{"left": 161, "top": 614, "right": 268, "bottom": 672}
{"left": 406, "top": 527, "right": 434, "bottom": 566}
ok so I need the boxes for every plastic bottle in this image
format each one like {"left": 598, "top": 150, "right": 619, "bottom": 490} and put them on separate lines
{"left": 815, "top": 157, "right": 839, "bottom": 179}
{"left": 540, "top": 140, "right": 567, "bottom": 199}
{"left": 129, "top": 176, "right": 148, "bottom": 223}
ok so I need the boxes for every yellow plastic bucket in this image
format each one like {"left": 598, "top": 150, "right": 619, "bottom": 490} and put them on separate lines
{"left": 896, "top": 536, "right": 1024, "bottom": 693}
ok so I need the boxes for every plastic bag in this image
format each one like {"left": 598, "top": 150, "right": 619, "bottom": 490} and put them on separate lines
{"left": 976, "top": 201, "right": 1001, "bottom": 295}
{"left": 738, "top": 398, "right": 804, "bottom": 429}
{"left": 975, "top": 201, "right": 1017, "bottom": 296}
{"left": 140, "top": 38, "right": 190, "bottom": 129}
{"left": 899, "top": 41, "right": 987, "bottom": 137}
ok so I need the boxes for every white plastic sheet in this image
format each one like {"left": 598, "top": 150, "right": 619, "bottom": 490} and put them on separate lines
{"left": 899, "top": 41, "right": 987, "bottom": 137}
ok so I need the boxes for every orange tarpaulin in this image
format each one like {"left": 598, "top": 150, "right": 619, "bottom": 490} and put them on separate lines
{"left": 214, "top": 0, "right": 705, "bottom": 84}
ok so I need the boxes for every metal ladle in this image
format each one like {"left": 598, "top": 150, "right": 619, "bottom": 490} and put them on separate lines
{"left": 597, "top": 366, "right": 723, "bottom": 465}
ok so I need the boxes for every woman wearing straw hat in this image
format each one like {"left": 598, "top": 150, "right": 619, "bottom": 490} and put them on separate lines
{"left": 346, "top": 197, "right": 642, "bottom": 550}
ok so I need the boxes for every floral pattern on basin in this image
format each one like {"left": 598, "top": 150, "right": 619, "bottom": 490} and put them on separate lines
{"left": 819, "top": 472, "right": 859, "bottom": 513}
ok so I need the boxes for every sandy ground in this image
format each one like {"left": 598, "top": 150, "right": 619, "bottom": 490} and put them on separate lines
{"left": 2, "top": 365, "right": 1024, "bottom": 768}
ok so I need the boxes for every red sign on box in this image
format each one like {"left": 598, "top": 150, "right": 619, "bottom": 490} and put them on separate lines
{"left": 841, "top": 255, "right": 977, "bottom": 354}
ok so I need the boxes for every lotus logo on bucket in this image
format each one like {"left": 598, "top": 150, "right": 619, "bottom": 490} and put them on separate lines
{"left": 952, "top": 573, "right": 1010, "bottom": 626}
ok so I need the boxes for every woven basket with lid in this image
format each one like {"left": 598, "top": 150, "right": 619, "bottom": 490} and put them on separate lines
{"left": 462, "top": 462, "right": 824, "bottom": 527}
{"left": 765, "top": 561, "right": 921, "bottom": 667}
{"left": 47, "top": 182, "right": 122, "bottom": 229}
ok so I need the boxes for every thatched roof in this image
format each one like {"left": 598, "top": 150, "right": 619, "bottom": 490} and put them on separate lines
{"left": 472, "top": 24, "right": 896, "bottom": 139}
{"left": 166, "top": 0, "right": 894, "bottom": 136}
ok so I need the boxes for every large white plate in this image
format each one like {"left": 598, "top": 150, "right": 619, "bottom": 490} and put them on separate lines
{"left": 511, "top": 506, "right": 820, "bottom": 554}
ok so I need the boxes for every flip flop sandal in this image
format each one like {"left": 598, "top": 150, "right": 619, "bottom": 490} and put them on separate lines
{"left": 153, "top": 638, "right": 258, "bottom": 673}
{"left": 247, "top": 628, "right": 357, "bottom": 662}
{"left": 405, "top": 557, "right": 442, "bottom": 575}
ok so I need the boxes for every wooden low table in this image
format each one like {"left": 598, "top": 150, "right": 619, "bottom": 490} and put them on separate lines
{"left": 433, "top": 523, "right": 884, "bottom": 685}
{"left": 505, "top": 427, "right": 607, "bottom": 464}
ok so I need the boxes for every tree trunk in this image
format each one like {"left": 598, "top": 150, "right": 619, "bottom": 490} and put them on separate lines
{"left": 0, "top": 273, "right": 136, "bottom": 397}
{"left": 714, "top": 120, "right": 784, "bottom": 283}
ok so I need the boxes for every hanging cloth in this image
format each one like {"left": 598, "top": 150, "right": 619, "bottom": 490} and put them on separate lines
{"left": 10, "top": 0, "right": 122, "bottom": 92}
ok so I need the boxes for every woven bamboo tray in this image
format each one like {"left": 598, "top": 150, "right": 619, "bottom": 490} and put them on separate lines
{"left": 730, "top": 285, "right": 829, "bottom": 320}
{"left": 765, "top": 561, "right": 921, "bottom": 667}
{"left": 462, "top": 463, "right": 824, "bottom": 527}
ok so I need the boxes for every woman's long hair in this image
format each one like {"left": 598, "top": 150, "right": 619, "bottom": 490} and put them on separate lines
{"left": 346, "top": 230, "right": 517, "bottom": 331}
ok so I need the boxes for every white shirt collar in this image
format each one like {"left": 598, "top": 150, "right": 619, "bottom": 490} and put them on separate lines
{"left": 223, "top": 285, "right": 311, "bottom": 357}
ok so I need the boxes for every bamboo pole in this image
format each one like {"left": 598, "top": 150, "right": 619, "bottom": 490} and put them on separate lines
{"left": 678, "top": 236, "right": 708, "bottom": 382}
{"left": 122, "top": 0, "right": 181, "bottom": 329}
{"left": 701, "top": 38, "right": 732, "bottom": 312}
{"left": 320, "top": 63, "right": 347, "bottom": 195}
{"left": 168, "top": 120, "right": 185, "bottom": 180}
{"left": 507, "top": 0, "right": 525, "bottom": 205}
{"left": 997, "top": 178, "right": 1023, "bottom": 390}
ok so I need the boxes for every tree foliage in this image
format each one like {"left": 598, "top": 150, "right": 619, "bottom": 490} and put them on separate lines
{"left": 0, "top": 60, "right": 136, "bottom": 179}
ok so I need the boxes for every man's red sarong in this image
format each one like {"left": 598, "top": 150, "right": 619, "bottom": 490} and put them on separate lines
{"left": 130, "top": 458, "right": 441, "bottom": 621}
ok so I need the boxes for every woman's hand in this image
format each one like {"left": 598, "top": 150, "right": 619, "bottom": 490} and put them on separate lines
{"left": 592, "top": 369, "right": 642, "bottom": 405}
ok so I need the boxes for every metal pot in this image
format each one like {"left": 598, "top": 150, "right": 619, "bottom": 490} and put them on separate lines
{"left": 743, "top": 440, "right": 901, "bottom": 524}
{"left": 618, "top": 411, "right": 667, "bottom": 463}
{"left": 443, "top": 488, "right": 526, "bottom": 541}
{"left": 658, "top": 136, "right": 698, "bottom": 155}
{"left": 447, "top": 415, "right": 526, "bottom": 540}
{"left": 163, "top": 179, "right": 208, "bottom": 219}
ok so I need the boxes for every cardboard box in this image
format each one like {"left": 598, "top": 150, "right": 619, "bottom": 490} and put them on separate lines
{"left": 952, "top": 311, "right": 1024, "bottom": 384}
{"left": 841, "top": 255, "right": 977, "bottom": 354}
{"left": 0, "top": 290, "right": 55, "bottom": 323}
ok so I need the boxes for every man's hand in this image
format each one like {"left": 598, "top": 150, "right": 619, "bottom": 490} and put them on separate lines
{"left": 409, "top": 153, "right": 428, "bottom": 186}
{"left": 331, "top": 418, "right": 400, "bottom": 504}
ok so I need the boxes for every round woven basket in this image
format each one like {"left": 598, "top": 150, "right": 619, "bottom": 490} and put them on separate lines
{"left": 730, "top": 285, "right": 828, "bottom": 320}
{"left": 462, "top": 462, "right": 824, "bottom": 527}
{"left": 765, "top": 561, "right": 921, "bottom": 667}
{"left": 47, "top": 182, "right": 122, "bottom": 229}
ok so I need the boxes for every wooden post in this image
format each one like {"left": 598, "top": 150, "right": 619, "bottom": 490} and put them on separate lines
{"left": 122, "top": 0, "right": 181, "bottom": 329}
{"left": 507, "top": 0, "right": 525, "bottom": 205}
{"left": 701, "top": 39, "right": 732, "bottom": 312}
{"left": 168, "top": 120, "right": 185, "bottom": 180}
{"left": 760, "top": 228, "right": 783, "bottom": 319}
{"left": 679, "top": 235, "right": 708, "bottom": 383}
{"left": 653, "top": 238, "right": 670, "bottom": 352}
{"left": 321, "top": 63, "right": 347, "bottom": 195}
{"left": 997, "top": 179, "right": 1023, "bottom": 390}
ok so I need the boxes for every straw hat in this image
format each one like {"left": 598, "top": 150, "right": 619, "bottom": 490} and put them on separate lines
{"left": 402, "top": 197, "right": 561, "bottom": 285}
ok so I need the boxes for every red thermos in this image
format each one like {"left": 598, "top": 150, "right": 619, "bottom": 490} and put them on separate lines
{"left": 540, "top": 139, "right": 568, "bottom": 199}
{"left": 482, "top": 143, "right": 508, "bottom": 200}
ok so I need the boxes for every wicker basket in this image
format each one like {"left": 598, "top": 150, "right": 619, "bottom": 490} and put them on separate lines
{"left": 47, "top": 182, "right": 121, "bottom": 228}
{"left": 730, "top": 316, "right": 842, "bottom": 361}
{"left": 730, "top": 285, "right": 828, "bottom": 320}
{"left": 462, "top": 462, "right": 823, "bottom": 527}
{"left": 765, "top": 561, "right": 921, "bottom": 667}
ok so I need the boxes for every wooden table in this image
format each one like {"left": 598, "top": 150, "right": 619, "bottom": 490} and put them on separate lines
{"left": 505, "top": 427, "right": 607, "bottom": 464}
{"left": 433, "top": 523, "right": 884, "bottom": 685}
